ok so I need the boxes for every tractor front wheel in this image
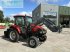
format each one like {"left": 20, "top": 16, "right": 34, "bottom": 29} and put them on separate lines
{"left": 9, "top": 29, "right": 19, "bottom": 42}
{"left": 39, "top": 35, "right": 47, "bottom": 42}
{"left": 28, "top": 36, "right": 39, "bottom": 48}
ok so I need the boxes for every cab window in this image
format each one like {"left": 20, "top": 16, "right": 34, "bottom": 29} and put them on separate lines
{"left": 15, "top": 17, "right": 24, "bottom": 26}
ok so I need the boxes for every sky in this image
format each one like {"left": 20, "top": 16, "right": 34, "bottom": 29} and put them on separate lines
{"left": 0, "top": 0, "right": 70, "bottom": 19}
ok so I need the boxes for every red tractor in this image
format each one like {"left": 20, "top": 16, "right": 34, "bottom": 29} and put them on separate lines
{"left": 4, "top": 15, "right": 47, "bottom": 48}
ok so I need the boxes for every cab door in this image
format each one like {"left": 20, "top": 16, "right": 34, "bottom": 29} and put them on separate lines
{"left": 15, "top": 17, "right": 26, "bottom": 33}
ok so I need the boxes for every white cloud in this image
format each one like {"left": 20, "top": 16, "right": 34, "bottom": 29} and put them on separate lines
{"left": 31, "top": 0, "right": 60, "bottom": 4}
{"left": 0, "top": 6, "right": 3, "bottom": 11}
{"left": 10, "top": 11, "right": 32, "bottom": 17}
{"left": 18, "top": 12, "right": 32, "bottom": 16}
{"left": 49, "top": 0, "right": 59, "bottom": 2}
{"left": 64, "top": 2, "right": 70, "bottom": 7}
{"left": 37, "top": 0, "right": 48, "bottom": 4}
{"left": 31, "top": 0, "right": 48, "bottom": 4}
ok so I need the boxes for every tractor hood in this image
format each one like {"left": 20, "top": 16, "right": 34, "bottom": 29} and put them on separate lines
{"left": 30, "top": 24, "right": 45, "bottom": 32}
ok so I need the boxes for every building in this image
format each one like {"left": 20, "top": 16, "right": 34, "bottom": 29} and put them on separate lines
{"left": 32, "top": 4, "right": 70, "bottom": 27}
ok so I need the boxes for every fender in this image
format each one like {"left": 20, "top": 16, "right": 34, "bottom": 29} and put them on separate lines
{"left": 10, "top": 24, "right": 21, "bottom": 34}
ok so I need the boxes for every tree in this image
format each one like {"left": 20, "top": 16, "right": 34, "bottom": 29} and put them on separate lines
{"left": 10, "top": 20, "right": 14, "bottom": 23}
{"left": 0, "top": 10, "right": 4, "bottom": 22}
{"left": 4, "top": 17, "right": 10, "bottom": 22}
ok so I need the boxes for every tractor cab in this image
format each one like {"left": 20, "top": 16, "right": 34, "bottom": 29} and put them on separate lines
{"left": 14, "top": 15, "right": 32, "bottom": 26}
{"left": 14, "top": 15, "right": 32, "bottom": 33}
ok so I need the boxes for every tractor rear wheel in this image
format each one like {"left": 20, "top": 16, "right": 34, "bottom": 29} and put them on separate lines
{"left": 28, "top": 36, "right": 39, "bottom": 48}
{"left": 9, "top": 29, "right": 19, "bottom": 42}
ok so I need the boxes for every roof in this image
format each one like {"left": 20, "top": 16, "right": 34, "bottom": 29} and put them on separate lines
{"left": 14, "top": 14, "right": 32, "bottom": 18}
{"left": 14, "top": 15, "right": 25, "bottom": 17}
{"left": 14, "top": 14, "right": 31, "bottom": 17}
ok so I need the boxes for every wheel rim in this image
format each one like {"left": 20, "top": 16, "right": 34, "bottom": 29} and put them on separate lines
{"left": 30, "top": 39, "right": 36, "bottom": 46}
{"left": 10, "top": 31, "right": 16, "bottom": 40}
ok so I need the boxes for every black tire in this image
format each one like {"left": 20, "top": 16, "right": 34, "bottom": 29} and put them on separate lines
{"left": 39, "top": 35, "right": 47, "bottom": 42}
{"left": 9, "top": 29, "right": 19, "bottom": 42}
{"left": 28, "top": 36, "right": 39, "bottom": 48}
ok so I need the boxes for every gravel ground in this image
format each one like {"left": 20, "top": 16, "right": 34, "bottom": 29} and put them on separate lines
{"left": 0, "top": 26, "right": 70, "bottom": 52}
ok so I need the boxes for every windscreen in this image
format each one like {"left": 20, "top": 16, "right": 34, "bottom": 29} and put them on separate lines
{"left": 26, "top": 16, "right": 32, "bottom": 23}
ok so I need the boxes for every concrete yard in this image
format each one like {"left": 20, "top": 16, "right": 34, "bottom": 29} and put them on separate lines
{"left": 0, "top": 27, "right": 70, "bottom": 52}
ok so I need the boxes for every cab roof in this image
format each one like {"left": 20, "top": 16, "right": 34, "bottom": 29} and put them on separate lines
{"left": 14, "top": 15, "right": 31, "bottom": 17}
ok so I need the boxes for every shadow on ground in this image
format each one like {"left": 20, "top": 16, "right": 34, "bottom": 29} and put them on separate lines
{"left": 0, "top": 35, "right": 30, "bottom": 47}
